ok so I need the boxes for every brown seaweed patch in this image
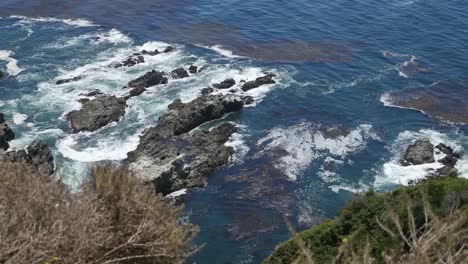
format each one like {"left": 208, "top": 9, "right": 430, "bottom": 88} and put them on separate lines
{"left": 232, "top": 39, "right": 353, "bottom": 62}
{"left": 385, "top": 84, "right": 468, "bottom": 124}
{"left": 399, "top": 57, "right": 431, "bottom": 77}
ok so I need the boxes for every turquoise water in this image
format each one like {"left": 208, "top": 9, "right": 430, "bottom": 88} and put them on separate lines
{"left": 1, "top": 1, "right": 468, "bottom": 263}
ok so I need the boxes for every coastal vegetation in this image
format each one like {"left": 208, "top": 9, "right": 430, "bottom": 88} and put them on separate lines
{"left": 0, "top": 163, "right": 197, "bottom": 264}
{"left": 263, "top": 176, "right": 468, "bottom": 264}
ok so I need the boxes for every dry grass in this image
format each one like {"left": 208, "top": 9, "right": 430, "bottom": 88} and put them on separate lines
{"left": 0, "top": 163, "right": 197, "bottom": 264}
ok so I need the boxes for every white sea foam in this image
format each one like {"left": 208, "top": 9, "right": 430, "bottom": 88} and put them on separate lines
{"left": 10, "top": 15, "right": 97, "bottom": 27}
{"left": 0, "top": 50, "right": 24, "bottom": 76}
{"left": 91, "top": 29, "right": 132, "bottom": 44}
{"left": 13, "top": 113, "right": 28, "bottom": 125}
{"left": 225, "top": 125, "right": 250, "bottom": 164}
{"left": 375, "top": 129, "right": 468, "bottom": 187}
{"left": 198, "top": 44, "right": 244, "bottom": 58}
{"left": 257, "top": 122, "right": 375, "bottom": 181}
{"left": 166, "top": 189, "right": 188, "bottom": 198}
{"left": 56, "top": 132, "right": 141, "bottom": 162}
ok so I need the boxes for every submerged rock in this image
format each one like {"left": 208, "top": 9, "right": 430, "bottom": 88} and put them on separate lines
{"left": 201, "top": 87, "right": 214, "bottom": 95}
{"left": 0, "top": 140, "right": 54, "bottom": 177}
{"left": 402, "top": 139, "right": 435, "bottom": 166}
{"left": 213, "top": 78, "right": 236, "bottom": 89}
{"left": 0, "top": 113, "right": 15, "bottom": 151}
{"left": 242, "top": 73, "right": 276, "bottom": 91}
{"left": 56, "top": 76, "right": 82, "bottom": 85}
{"left": 66, "top": 95, "right": 127, "bottom": 133}
{"left": 80, "top": 89, "right": 104, "bottom": 97}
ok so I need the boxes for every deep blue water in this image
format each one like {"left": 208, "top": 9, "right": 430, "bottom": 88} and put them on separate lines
{"left": 1, "top": 1, "right": 468, "bottom": 263}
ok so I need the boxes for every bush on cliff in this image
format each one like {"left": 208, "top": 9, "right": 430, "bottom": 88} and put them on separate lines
{"left": 0, "top": 163, "right": 197, "bottom": 264}
{"left": 263, "top": 176, "right": 468, "bottom": 264}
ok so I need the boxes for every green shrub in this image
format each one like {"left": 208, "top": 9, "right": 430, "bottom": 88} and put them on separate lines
{"left": 263, "top": 177, "right": 468, "bottom": 264}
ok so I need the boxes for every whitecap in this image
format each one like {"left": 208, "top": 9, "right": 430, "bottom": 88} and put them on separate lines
{"left": 0, "top": 50, "right": 24, "bottom": 76}
{"left": 225, "top": 125, "right": 250, "bottom": 164}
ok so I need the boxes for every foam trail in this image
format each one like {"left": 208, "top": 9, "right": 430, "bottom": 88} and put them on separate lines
{"left": 13, "top": 113, "right": 28, "bottom": 125}
{"left": 0, "top": 50, "right": 24, "bottom": 76}
{"left": 198, "top": 44, "right": 244, "bottom": 58}
{"left": 10, "top": 15, "right": 97, "bottom": 27}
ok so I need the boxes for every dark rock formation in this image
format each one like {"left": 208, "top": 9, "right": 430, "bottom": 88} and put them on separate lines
{"left": 128, "top": 93, "right": 253, "bottom": 194}
{"left": 201, "top": 87, "right": 214, "bottom": 95}
{"left": 80, "top": 89, "right": 104, "bottom": 97}
{"left": 56, "top": 76, "right": 82, "bottom": 85}
{"left": 141, "top": 49, "right": 160, "bottom": 56}
{"left": 171, "top": 68, "right": 189, "bottom": 79}
{"left": 213, "top": 78, "right": 236, "bottom": 89}
{"left": 0, "top": 140, "right": 54, "bottom": 177}
{"left": 146, "top": 94, "right": 246, "bottom": 138}
{"left": 126, "top": 70, "right": 168, "bottom": 89}
{"left": 115, "top": 55, "right": 145, "bottom": 68}
{"left": 435, "top": 143, "right": 462, "bottom": 175}
{"left": 129, "top": 123, "right": 237, "bottom": 194}
{"left": 188, "top": 65, "right": 198, "bottom": 74}
{"left": 163, "top": 46, "right": 175, "bottom": 53}
{"left": 66, "top": 96, "right": 126, "bottom": 133}
{"left": 402, "top": 139, "right": 435, "bottom": 166}
{"left": 0, "top": 113, "right": 15, "bottom": 151}
{"left": 242, "top": 73, "right": 276, "bottom": 91}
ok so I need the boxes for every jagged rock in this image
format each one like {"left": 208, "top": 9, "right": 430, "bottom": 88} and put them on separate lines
{"left": 163, "top": 46, "right": 175, "bottom": 53}
{"left": 125, "top": 86, "right": 147, "bottom": 99}
{"left": 242, "top": 73, "right": 276, "bottom": 91}
{"left": 189, "top": 65, "right": 198, "bottom": 74}
{"left": 201, "top": 87, "right": 214, "bottom": 95}
{"left": 127, "top": 93, "right": 252, "bottom": 194}
{"left": 129, "top": 123, "right": 237, "bottom": 194}
{"left": 56, "top": 76, "right": 82, "bottom": 85}
{"left": 402, "top": 139, "right": 435, "bottom": 166}
{"left": 80, "top": 89, "right": 104, "bottom": 97}
{"left": 0, "top": 140, "right": 54, "bottom": 177}
{"left": 115, "top": 55, "right": 145, "bottom": 68}
{"left": 146, "top": 94, "right": 246, "bottom": 138}
{"left": 436, "top": 143, "right": 462, "bottom": 168}
{"left": 171, "top": 68, "right": 189, "bottom": 79}
{"left": 66, "top": 96, "right": 127, "bottom": 133}
{"left": 126, "top": 70, "right": 168, "bottom": 89}
{"left": 142, "top": 49, "right": 160, "bottom": 56}
{"left": 0, "top": 113, "right": 15, "bottom": 151}
{"left": 213, "top": 78, "right": 236, "bottom": 89}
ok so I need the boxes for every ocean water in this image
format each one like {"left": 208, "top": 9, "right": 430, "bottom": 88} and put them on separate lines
{"left": 1, "top": 0, "right": 468, "bottom": 263}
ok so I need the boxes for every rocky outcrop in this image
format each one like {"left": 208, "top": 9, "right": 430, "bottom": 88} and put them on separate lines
{"left": 213, "top": 78, "right": 236, "bottom": 89}
{"left": 146, "top": 94, "right": 247, "bottom": 138}
{"left": 242, "top": 73, "right": 276, "bottom": 91}
{"left": 129, "top": 123, "right": 237, "bottom": 194}
{"left": 0, "top": 140, "right": 54, "bottom": 177}
{"left": 66, "top": 95, "right": 127, "bottom": 133}
{"left": 0, "top": 113, "right": 15, "bottom": 151}
{"left": 56, "top": 76, "right": 82, "bottom": 85}
{"left": 401, "top": 139, "right": 463, "bottom": 176}
{"left": 128, "top": 93, "right": 254, "bottom": 194}
{"left": 126, "top": 70, "right": 168, "bottom": 89}
{"left": 80, "top": 89, "right": 104, "bottom": 97}
{"left": 115, "top": 47, "right": 175, "bottom": 68}
{"left": 435, "top": 143, "right": 462, "bottom": 176}
{"left": 188, "top": 65, "right": 198, "bottom": 74}
{"left": 170, "top": 68, "right": 189, "bottom": 79}
{"left": 401, "top": 139, "right": 435, "bottom": 166}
